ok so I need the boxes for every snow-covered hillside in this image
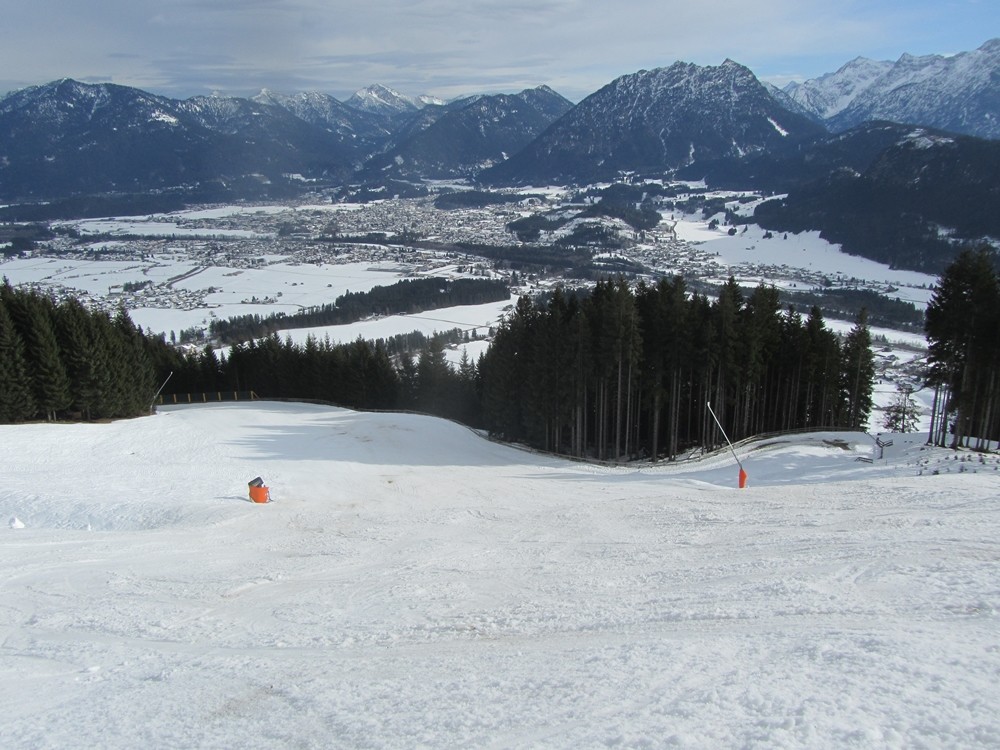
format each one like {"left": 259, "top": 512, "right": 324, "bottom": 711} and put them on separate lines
{"left": 3, "top": 403, "right": 998, "bottom": 748}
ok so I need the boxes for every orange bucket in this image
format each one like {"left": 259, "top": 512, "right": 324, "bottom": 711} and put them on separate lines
{"left": 249, "top": 485, "right": 270, "bottom": 503}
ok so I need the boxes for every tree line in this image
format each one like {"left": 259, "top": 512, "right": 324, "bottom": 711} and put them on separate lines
{"left": 925, "top": 248, "right": 1000, "bottom": 449}
{"left": 12, "top": 252, "right": 1000, "bottom": 457}
{"left": 477, "top": 277, "right": 875, "bottom": 461}
{"left": 162, "top": 332, "right": 480, "bottom": 425}
{"left": 0, "top": 274, "right": 878, "bottom": 465}
{"left": 160, "top": 274, "right": 877, "bottom": 462}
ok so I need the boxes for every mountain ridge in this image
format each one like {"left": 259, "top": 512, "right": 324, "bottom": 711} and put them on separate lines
{"left": 2, "top": 38, "right": 997, "bottom": 202}
{"left": 361, "top": 86, "right": 574, "bottom": 179}
{"left": 785, "top": 38, "right": 1000, "bottom": 138}
{"left": 481, "top": 59, "right": 825, "bottom": 185}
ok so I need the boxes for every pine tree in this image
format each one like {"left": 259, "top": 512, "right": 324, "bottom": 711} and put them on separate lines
{"left": 364, "top": 340, "right": 399, "bottom": 410}
{"left": 840, "top": 308, "right": 875, "bottom": 429}
{"left": 709, "top": 278, "right": 743, "bottom": 448}
{"left": 738, "top": 284, "right": 782, "bottom": 437}
{"left": 54, "top": 299, "right": 108, "bottom": 419}
{"left": 113, "top": 307, "right": 157, "bottom": 416}
{"left": 529, "top": 288, "right": 577, "bottom": 452}
{"left": 5, "top": 289, "right": 71, "bottom": 421}
{"left": 802, "top": 307, "right": 841, "bottom": 428}
{"left": 453, "top": 348, "right": 481, "bottom": 427}
{"left": 481, "top": 296, "right": 538, "bottom": 441}
{"left": 0, "top": 299, "right": 36, "bottom": 422}
{"left": 397, "top": 350, "right": 419, "bottom": 409}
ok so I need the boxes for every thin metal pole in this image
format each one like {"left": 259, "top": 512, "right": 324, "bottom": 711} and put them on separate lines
{"left": 150, "top": 371, "right": 173, "bottom": 412}
{"left": 706, "top": 400, "right": 744, "bottom": 472}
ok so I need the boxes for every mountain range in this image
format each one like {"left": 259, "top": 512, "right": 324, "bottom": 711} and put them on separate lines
{"left": 0, "top": 79, "right": 573, "bottom": 200}
{"left": 1, "top": 38, "right": 998, "bottom": 271}
{"left": 781, "top": 39, "right": 1000, "bottom": 138}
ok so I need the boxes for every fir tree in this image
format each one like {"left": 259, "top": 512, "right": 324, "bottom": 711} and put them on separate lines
{"left": 0, "top": 299, "right": 36, "bottom": 422}
{"left": 5, "top": 289, "right": 71, "bottom": 420}
{"left": 840, "top": 308, "right": 875, "bottom": 429}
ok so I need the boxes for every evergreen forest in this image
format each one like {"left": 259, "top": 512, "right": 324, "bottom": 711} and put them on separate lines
{"left": 477, "top": 278, "right": 876, "bottom": 460}
{"left": 0, "top": 281, "right": 159, "bottom": 422}
{"left": 8, "top": 270, "right": 964, "bottom": 464}
{"left": 154, "top": 276, "right": 877, "bottom": 463}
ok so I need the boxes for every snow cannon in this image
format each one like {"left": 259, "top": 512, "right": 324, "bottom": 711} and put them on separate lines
{"left": 248, "top": 476, "right": 271, "bottom": 504}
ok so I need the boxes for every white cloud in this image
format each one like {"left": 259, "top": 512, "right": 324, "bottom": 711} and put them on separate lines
{"left": 1, "top": 0, "right": 996, "bottom": 100}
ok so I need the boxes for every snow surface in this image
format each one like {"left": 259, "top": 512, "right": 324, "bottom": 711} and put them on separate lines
{"left": 3, "top": 402, "right": 998, "bottom": 748}
{"left": 672, "top": 221, "right": 937, "bottom": 308}
{"left": 269, "top": 298, "right": 513, "bottom": 350}
{"left": 171, "top": 261, "right": 410, "bottom": 309}
{"left": 61, "top": 218, "right": 268, "bottom": 239}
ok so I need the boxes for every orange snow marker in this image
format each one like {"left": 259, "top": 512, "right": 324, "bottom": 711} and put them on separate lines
{"left": 249, "top": 485, "right": 270, "bottom": 503}
{"left": 739, "top": 467, "right": 748, "bottom": 489}
{"left": 248, "top": 476, "right": 271, "bottom": 503}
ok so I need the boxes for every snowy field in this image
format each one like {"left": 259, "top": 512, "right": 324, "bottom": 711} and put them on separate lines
{"left": 671, "top": 221, "right": 937, "bottom": 308}
{"left": 3, "top": 402, "right": 998, "bottom": 748}
{"left": 272, "top": 299, "right": 513, "bottom": 349}
{"left": 132, "top": 260, "right": 424, "bottom": 335}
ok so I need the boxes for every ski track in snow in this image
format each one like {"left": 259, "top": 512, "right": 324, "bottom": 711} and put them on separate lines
{"left": 1, "top": 402, "right": 998, "bottom": 748}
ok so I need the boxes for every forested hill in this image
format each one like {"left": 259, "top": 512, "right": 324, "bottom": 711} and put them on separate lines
{"left": 675, "top": 121, "right": 1000, "bottom": 275}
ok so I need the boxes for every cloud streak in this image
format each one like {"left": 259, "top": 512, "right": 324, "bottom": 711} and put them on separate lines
{"left": 2, "top": 0, "right": 996, "bottom": 101}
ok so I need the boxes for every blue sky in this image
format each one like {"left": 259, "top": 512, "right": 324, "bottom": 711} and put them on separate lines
{"left": 1, "top": 0, "right": 996, "bottom": 101}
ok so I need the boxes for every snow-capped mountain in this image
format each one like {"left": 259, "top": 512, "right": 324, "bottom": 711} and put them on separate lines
{"left": 345, "top": 84, "right": 432, "bottom": 118}
{"left": 483, "top": 60, "right": 825, "bottom": 185}
{"left": 4, "top": 39, "right": 997, "bottom": 203}
{"left": 177, "top": 93, "right": 366, "bottom": 167}
{"left": 786, "top": 38, "right": 1000, "bottom": 139}
{"left": 416, "top": 94, "right": 447, "bottom": 108}
{"left": 252, "top": 89, "right": 387, "bottom": 136}
{"left": 783, "top": 57, "right": 894, "bottom": 121}
{"left": 361, "top": 85, "right": 573, "bottom": 179}
{"left": 250, "top": 88, "right": 393, "bottom": 155}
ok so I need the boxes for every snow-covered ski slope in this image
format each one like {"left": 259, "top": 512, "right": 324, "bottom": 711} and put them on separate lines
{"left": 2, "top": 402, "right": 998, "bottom": 748}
